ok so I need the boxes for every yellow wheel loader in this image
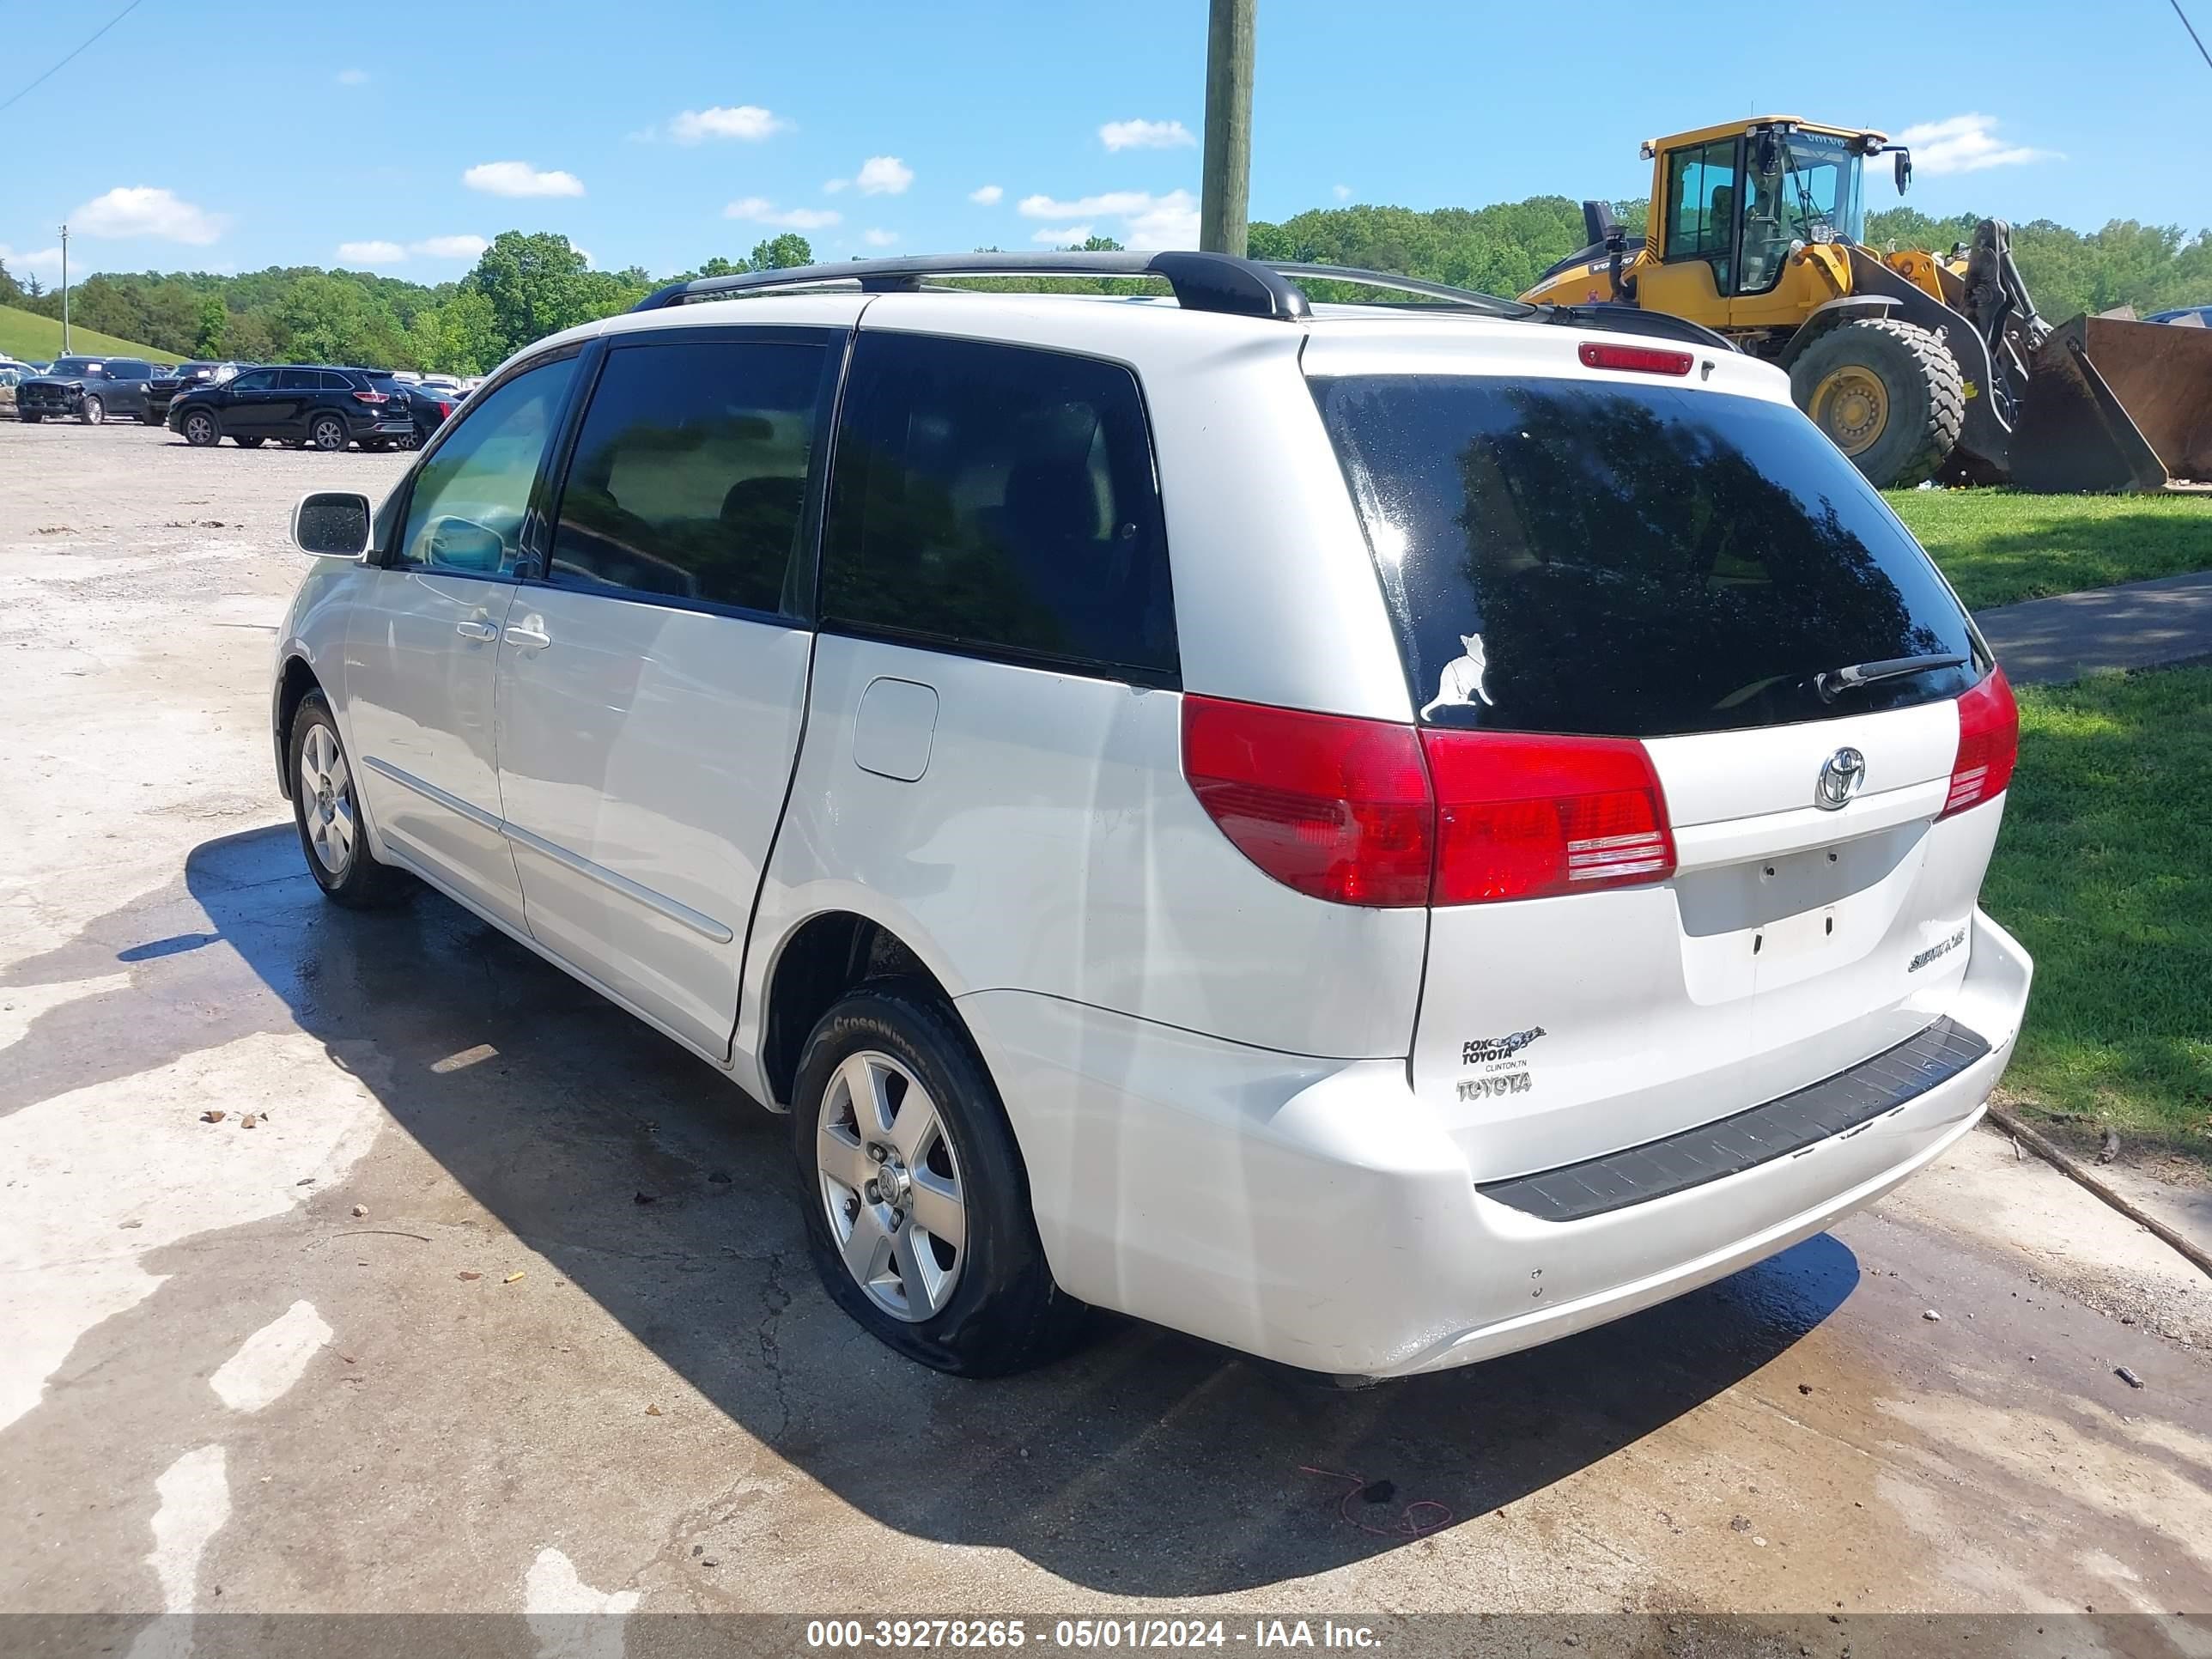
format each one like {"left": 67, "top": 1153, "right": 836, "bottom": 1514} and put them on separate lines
{"left": 1519, "top": 116, "right": 2212, "bottom": 491}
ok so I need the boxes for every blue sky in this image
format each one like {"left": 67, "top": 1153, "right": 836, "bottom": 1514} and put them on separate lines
{"left": 4, "top": 0, "right": 2204, "bottom": 287}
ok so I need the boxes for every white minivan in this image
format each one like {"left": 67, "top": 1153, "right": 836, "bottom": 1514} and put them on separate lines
{"left": 274, "top": 252, "right": 2031, "bottom": 1379}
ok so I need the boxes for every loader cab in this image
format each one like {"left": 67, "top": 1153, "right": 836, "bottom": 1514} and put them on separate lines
{"left": 1639, "top": 118, "right": 1881, "bottom": 331}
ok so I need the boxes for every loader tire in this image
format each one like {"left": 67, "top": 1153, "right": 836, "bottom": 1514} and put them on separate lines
{"left": 1790, "top": 319, "right": 1964, "bottom": 489}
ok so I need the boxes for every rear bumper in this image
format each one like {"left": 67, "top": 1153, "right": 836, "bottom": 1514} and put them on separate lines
{"left": 960, "top": 908, "right": 2032, "bottom": 1379}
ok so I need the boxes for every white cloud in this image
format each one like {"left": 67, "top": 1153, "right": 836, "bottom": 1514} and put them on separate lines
{"left": 827, "top": 156, "right": 915, "bottom": 196}
{"left": 462, "top": 161, "right": 585, "bottom": 198}
{"left": 724, "top": 198, "right": 841, "bottom": 230}
{"left": 669, "top": 105, "right": 788, "bottom": 144}
{"left": 1333, "top": 184, "right": 1352, "bottom": 202}
{"left": 1100, "top": 118, "right": 1194, "bottom": 152}
{"left": 1031, "top": 225, "right": 1093, "bottom": 246}
{"left": 969, "top": 184, "right": 1004, "bottom": 205}
{"left": 862, "top": 228, "right": 899, "bottom": 247}
{"left": 411, "top": 234, "right": 488, "bottom": 260}
{"left": 854, "top": 155, "right": 913, "bottom": 196}
{"left": 1018, "top": 188, "right": 1198, "bottom": 250}
{"left": 337, "top": 240, "right": 407, "bottom": 264}
{"left": 0, "top": 243, "right": 64, "bottom": 276}
{"left": 336, "top": 68, "right": 369, "bottom": 86}
{"left": 1897, "top": 113, "right": 2059, "bottom": 176}
{"left": 70, "top": 185, "right": 228, "bottom": 246}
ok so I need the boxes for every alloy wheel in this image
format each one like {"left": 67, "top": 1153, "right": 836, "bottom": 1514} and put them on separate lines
{"left": 817, "top": 1049, "right": 968, "bottom": 1322}
{"left": 313, "top": 417, "right": 345, "bottom": 452}
{"left": 298, "top": 723, "right": 357, "bottom": 876}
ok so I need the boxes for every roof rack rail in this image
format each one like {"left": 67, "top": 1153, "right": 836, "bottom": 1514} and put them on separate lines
{"left": 631, "top": 251, "right": 1311, "bottom": 321}
{"left": 630, "top": 250, "right": 1738, "bottom": 352}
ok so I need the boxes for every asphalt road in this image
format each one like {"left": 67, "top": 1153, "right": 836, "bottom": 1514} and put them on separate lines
{"left": 2, "top": 422, "right": 2207, "bottom": 1632}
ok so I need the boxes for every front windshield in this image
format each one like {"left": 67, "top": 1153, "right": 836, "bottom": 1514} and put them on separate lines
{"left": 1765, "top": 131, "right": 1865, "bottom": 246}
{"left": 49, "top": 358, "right": 103, "bottom": 377}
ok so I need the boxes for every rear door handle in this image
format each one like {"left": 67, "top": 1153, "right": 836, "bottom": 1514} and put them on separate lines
{"left": 503, "top": 622, "right": 551, "bottom": 649}
{"left": 454, "top": 619, "right": 498, "bottom": 641}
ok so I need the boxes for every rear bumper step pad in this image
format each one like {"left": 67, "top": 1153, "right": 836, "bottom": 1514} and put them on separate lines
{"left": 1477, "top": 1017, "right": 1992, "bottom": 1223}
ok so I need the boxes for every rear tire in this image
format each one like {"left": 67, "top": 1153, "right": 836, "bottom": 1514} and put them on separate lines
{"left": 308, "top": 412, "right": 348, "bottom": 452}
{"left": 17, "top": 413, "right": 39, "bottom": 424}
{"left": 141, "top": 408, "right": 162, "bottom": 426}
{"left": 1790, "top": 318, "right": 1964, "bottom": 489}
{"left": 791, "top": 981, "right": 1089, "bottom": 1376}
{"left": 289, "top": 692, "right": 411, "bottom": 908}
{"left": 181, "top": 408, "right": 221, "bottom": 447}
{"left": 80, "top": 396, "right": 104, "bottom": 426}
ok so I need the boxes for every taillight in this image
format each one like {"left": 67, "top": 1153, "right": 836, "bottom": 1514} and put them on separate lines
{"left": 435, "top": 401, "right": 453, "bottom": 419}
{"left": 352, "top": 389, "right": 388, "bottom": 404}
{"left": 1425, "top": 730, "right": 1674, "bottom": 903}
{"left": 1182, "top": 697, "right": 1678, "bottom": 908}
{"left": 1181, "top": 696, "right": 1431, "bottom": 907}
{"left": 1942, "top": 666, "right": 2018, "bottom": 817}
{"left": 1577, "top": 340, "right": 1694, "bottom": 376}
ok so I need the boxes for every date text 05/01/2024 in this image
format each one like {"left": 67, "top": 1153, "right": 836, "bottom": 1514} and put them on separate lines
{"left": 803, "top": 1618, "right": 1384, "bottom": 1650}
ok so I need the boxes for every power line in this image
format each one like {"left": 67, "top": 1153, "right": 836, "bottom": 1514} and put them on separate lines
{"left": 2172, "top": 0, "right": 2212, "bottom": 69}
{"left": 0, "top": 0, "right": 153, "bottom": 117}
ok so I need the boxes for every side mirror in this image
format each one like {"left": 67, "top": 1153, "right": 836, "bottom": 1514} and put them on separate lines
{"left": 292, "top": 491, "right": 373, "bottom": 559}
{"left": 1893, "top": 149, "right": 1913, "bottom": 194}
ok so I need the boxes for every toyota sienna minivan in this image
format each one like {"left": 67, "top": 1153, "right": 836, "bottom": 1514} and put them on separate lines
{"left": 272, "top": 252, "right": 2031, "bottom": 1378}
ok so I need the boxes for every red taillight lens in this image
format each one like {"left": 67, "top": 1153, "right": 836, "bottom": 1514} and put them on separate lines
{"left": 1182, "top": 696, "right": 1432, "bottom": 907}
{"left": 1423, "top": 729, "right": 1674, "bottom": 904}
{"left": 352, "top": 389, "right": 388, "bottom": 404}
{"left": 1577, "top": 340, "right": 1694, "bottom": 376}
{"left": 1942, "top": 666, "right": 2018, "bottom": 817}
{"left": 435, "top": 400, "right": 453, "bottom": 419}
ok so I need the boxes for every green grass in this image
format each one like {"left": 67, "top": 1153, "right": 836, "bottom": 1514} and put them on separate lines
{"left": 1887, "top": 488, "right": 2212, "bottom": 612}
{"left": 0, "top": 303, "right": 174, "bottom": 365}
{"left": 1983, "top": 665, "right": 2212, "bottom": 1166}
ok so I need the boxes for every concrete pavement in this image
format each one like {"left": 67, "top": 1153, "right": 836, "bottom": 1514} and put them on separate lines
{"left": 1975, "top": 569, "right": 2212, "bottom": 685}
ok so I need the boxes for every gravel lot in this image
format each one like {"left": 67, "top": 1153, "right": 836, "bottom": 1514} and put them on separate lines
{"left": 2, "top": 422, "right": 2208, "bottom": 1633}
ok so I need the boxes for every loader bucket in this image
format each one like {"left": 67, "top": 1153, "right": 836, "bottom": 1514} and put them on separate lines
{"left": 2008, "top": 313, "right": 2212, "bottom": 492}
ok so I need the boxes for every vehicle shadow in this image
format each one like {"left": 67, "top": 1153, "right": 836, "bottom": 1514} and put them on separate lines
{"left": 6, "top": 823, "right": 1863, "bottom": 1596}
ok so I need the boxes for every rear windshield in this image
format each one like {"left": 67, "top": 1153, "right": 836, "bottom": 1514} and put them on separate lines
{"left": 1310, "top": 375, "right": 1979, "bottom": 737}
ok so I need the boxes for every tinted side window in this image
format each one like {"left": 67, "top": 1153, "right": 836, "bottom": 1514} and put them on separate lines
{"left": 321, "top": 371, "right": 357, "bottom": 392}
{"left": 822, "top": 332, "right": 1175, "bottom": 680}
{"left": 397, "top": 356, "right": 577, "bottom": 577}
{"left": 547, "top": 338, "right": 830, "bottom": 617}
{"left": 229, "top": 369, "right": 276, "bottom": 392}
{"left": 278, "top": 368, "right": 319, "bottom": 391}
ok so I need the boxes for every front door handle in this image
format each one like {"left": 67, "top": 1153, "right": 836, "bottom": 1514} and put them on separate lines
{"left": 454, "top": 619, "right": 498, "bottom": 641}
{"left": 503, "top": 621, "right": 551, "bottom": 649}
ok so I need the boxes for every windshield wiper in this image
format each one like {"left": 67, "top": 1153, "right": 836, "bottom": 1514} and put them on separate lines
{"left": 1815, "top": 653, "right": 1968, "bottom": 702}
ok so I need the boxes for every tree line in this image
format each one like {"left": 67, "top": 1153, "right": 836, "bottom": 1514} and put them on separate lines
{"left": 0, "top": 203, "right": 2203, "bottom": 373}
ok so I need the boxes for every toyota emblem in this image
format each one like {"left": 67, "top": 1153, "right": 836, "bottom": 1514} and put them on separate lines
{"left": 1814, "top": 746, "right": 1867, "bottom": 811}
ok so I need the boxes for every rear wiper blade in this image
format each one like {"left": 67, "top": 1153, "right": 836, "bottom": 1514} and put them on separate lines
{"left": 1815, "top": 653, "right": 1968, "bottom": 702}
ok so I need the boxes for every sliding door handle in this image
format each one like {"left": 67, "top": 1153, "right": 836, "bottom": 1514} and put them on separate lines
{"left": 503, "top": 622, "right": 551, "bottom": 649}
{"left": 454, "top": 619, "right": 498, "bottom": 641}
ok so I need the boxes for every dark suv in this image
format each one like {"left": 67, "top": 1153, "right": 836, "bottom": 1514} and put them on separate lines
{"left": 170, "top": 364, "right": 416, "bottom": 451}
{"left": 143, "top": 362, "right": 246, "bottom": 425}
{"left": 16, "top": 357, "right": 157, "bottom": 424}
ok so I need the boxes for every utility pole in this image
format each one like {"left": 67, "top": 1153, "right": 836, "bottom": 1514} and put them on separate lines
{"left": 1199, "top": 0, "right": 1255, "bottom": 256}
{"left": 58, "top": 223, "right": 70, "bottom": 352}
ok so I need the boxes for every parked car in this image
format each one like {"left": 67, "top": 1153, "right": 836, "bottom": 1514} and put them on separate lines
{"left": 15, "top": 356, "right": 158, "bottom": 423}
{"left": 398, "top": 382, "right": 461, "bottom": 448}
{"left": 416, "top": 374, "right": 465, "bottom": 395}
{"left": 142, "top": 361, "right": 246, "bottom": 425}
{"left": 2146, "top": 306, "right": 2212, "bottom": 328}
{"left": 170, "top": 364, "right": 416, "bottom": 451}
{"left": 0, "top": 363, "right": 21, "bottom": 416}
{"left": 270, "top": 252, "right": 2032, "bottom": 1381}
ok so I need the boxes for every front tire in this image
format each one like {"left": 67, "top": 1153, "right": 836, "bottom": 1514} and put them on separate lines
{"left": 181, "top": 408, "right": 221, "bottom": 447}
{"left": 79, "top": 396, "right": 104, "bottom": 426}
{"left": 235, "top": 435, "right": 266, "bottom": 448}
{"left": 308, "top": 412, "right": 348, "bottom": 452}
{"left": 1790, "top": 318, "right": 1964, "bottom": 489}
{"left": 289, "top": 692, "right": 411, "bottom": 908}
{"left": 792, "top": 981, "right": 1087, "bottom": 1376}
{"left": 17, "top": 413, "right": 39, "bottom": 424}
{"left": 141, "top": 408, "right": 163, "bottom": 426}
